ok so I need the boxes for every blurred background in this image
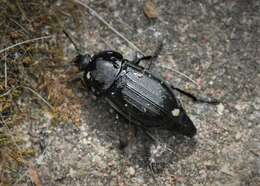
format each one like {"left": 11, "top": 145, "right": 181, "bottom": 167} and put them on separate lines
{"left": 0, "top": 0, "right": 259, "bottom": 185}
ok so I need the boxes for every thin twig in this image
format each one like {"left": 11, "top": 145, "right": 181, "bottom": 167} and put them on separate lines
{"left": 0, "top": 35, "right": 53, "bottom": 54}
{"left": 156, "top": 63, "right": 199, "bottom": 86}
{"left": 73, "top": 0, "right": 144, "bottom": 55}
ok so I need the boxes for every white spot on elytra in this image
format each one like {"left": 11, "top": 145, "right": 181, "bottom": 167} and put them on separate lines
{"left": 171, "top": 108, "right": 180, "bottom": 117}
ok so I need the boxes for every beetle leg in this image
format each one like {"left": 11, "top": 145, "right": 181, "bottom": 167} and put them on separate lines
{"left": 131, "top": 42, "right": 163, "bottom": 70}
{"left": 80, "top": 78, "right": 88, "bottom": 89}
{"left": 132, "top": 54, "right": 153, "bottom": 66}
{"left": 67, "top": 75, "right": 88, "bottom": 89}
{"left": 67, "top": 76, "right": 82, "bottom": 84}
{"left": 171, "top": 86, "right": 220, "bottom": 104}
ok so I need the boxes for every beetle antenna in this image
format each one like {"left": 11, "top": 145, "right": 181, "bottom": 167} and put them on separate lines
{"left": 42, "top": 64, "right": 75, "bottom": 69}
{"left": 63, "top": 30, "right": 82, "bottom": 55}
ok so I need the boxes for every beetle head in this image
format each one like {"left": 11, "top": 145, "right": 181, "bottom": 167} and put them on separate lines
{"left": 74, "top": 54, "right": 94, "bottom": 72}
{"left": 171, "top": 108, "right": 197, "bottom": 137}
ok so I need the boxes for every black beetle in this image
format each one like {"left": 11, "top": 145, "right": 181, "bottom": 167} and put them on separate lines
{"left": 64, "top": 31, "right": 218, "bottom": 137}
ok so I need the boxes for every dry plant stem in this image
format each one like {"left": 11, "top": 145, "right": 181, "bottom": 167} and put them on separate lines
{"left": 73, "top": 0, "right": 198, "bottom": 87}
{"left": 4, "top": 53, "right": 7, "bottom": 89}
{"left": 0, "top": 86, "right": 15, "bottom": 97}
{"left": 156, "top": 63, "right": 199, "bottom": 87}
{"left": 16, "top": 0, "right": 29, "bottom": 22}
{"left": 0, "top": 35, "right": 53, "bottom": 54}
{"left": 0, "top": 86, "right": 53, "bottom": 110}
{"left": 9, "top": 17, "right": 29, "bottom": 35}
{"left": 22, "top": 86, "right": 54, "bottom": 110}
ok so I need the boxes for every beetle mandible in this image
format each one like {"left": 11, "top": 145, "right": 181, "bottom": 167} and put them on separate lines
{"left": 65, "top": 31, "right": 219, "bottom": 138}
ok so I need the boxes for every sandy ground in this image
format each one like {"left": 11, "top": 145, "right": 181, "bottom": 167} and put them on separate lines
{"left": 1, "top": 0, "right": 260, "bottom": 185}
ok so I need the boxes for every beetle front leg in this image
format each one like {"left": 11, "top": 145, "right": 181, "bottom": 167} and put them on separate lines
{"left": 131, "top": 42, "right": 163, "bottom": 70}
{"left": 132, "top": 54, "right": 154, "bottom": 66}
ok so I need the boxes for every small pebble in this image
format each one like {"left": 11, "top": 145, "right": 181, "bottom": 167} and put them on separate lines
{"left": 217, "top": 103, "right": 225, "bottom": 115}
{"left": 235, "top": 132, "right": 242, "bottom": 140}
{"left": 128, "top": 167, "right": 135, "bottom": 176}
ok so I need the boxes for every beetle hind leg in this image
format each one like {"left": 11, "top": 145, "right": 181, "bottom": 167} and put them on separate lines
{"left": 171, "top": 86, "right": 220, "bottom": 105}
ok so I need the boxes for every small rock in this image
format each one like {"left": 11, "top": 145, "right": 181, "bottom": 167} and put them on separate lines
{"left": 204, "top": 160, "right": 213, "bottom": 167}
{"left": 217, "top": 103, "right": 225, "bottom": 115}
{"left": 235, "top": 132, "right": 242, "bottom": 140}
{"left": 128, "top": 167, "right": 135, "bottom": 176}
{"left": 235, "top": 102, "right": 248, "bottom": 111}
{"left": 137, "top": 28, "right": 143, "bottom": 34}
{"left": 220, "top": 164, "right": 234, "bottom": 176}
{"left": 234, "top": 104, "right": 242, "bottom": 111}
{"left": 69, "top": 168, "right": 77, "bottom": 178}
{"left": 114, "top": 11, "right": 120, "bottom": 17}
{"left": 143, "top": 0, "right": 158, "bottom": 19}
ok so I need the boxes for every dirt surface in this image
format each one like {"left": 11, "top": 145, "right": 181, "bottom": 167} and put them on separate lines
{"left": 1, "top": 0, "right": 260, "bottom": 185}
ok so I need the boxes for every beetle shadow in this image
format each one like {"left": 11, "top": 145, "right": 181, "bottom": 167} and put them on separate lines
{"left": 82, "top": 95, "right": 197, "bottom": 173}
